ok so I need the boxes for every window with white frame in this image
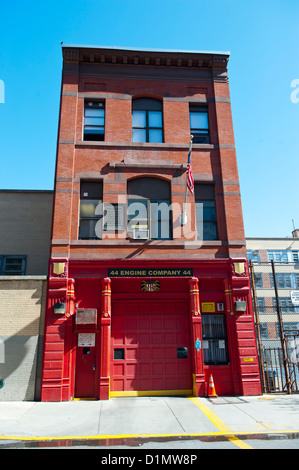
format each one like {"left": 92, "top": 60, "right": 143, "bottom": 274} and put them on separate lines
{"left": 273, "top": 297, "right": 299, "bottom": 314}
{"left": 267, "top": 250, "right": 289, "bottom": 263}
{"left": 270, "top": 273, "right": 299, "bottom": 289}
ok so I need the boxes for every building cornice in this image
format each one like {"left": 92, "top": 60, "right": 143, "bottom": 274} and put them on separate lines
{"left": 62, "top": 45, "right": 229, "bottom": 71}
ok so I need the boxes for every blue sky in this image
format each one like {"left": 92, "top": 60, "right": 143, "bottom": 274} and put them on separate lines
{"left": 0, "top": 0, "right": 298, "bottom": 238}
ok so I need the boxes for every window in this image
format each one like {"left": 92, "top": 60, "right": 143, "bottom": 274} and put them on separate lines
{"left": 132, "top": 98, "right": 163, "bottom": 143}
{"left": 189, "top": 106, "right": 210, "bottom": 144}
{"left": 257, "top": 297, "right": 266, "bottom": 313}
{"left": 260, "top": 323, "right": 269, "bottom": 340}
{"left": 79, "top": 181, "right": 103, "bottom": 239}
{"left": 270, "top": 273, "right": 294, "bottom": 289}
{"left": 127, "top": 177, "right": 172, "bottom": 240}
{"left": 247, "top": 250, "right": 260, "bottom": 262}
{"left": 202, "top": 314, "right": 229, "bottom": 365}
{"left": 292, "top": 251, "right": 299, "bottom": 263}
{"left": 84, "top": 101, "right": 105, "bottom": 141}
{"left": 267, "top": 250, "right": 289, "bottom": 263}
{"left": 195, "top": 184, "right": 218, "bottom": 240}
{"left": 254, "top": 273, "right": 263, "bottom": 288}
{"left": 0, "top": 256, "right": 26, "bottom": 275}
{"left": 273, "top": 297, "right": 299, "bottom": 314}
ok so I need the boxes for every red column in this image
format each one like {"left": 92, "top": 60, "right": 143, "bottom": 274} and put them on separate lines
{"left": 99, "top": 278, "right": 111, "bottom": 400}
{"left": 189, "top": 277, "right": 205, "bottom": 396}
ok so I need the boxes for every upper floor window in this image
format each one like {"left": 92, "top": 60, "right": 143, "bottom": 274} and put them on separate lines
{"left": 267, "top": 250, "right": 289, "bottom": 263}
{"left": 195, "top": 184, "right": 218, "bottom": 241}
{"left": 84, "top": 101, "right": 105, "bottom": 141}
{"left": 132, "top": 98, "right": 163, "bottom": 143}
{"left": 189, "top": 106, "right": 210, "bottom": 144}
{"left": 127, "top": 177, "right": 171, "bottom": 240}
{"left": 79, "top": 180, "right": 103, "bottom": 239}
{"left": 247, "top": 250, "right": 260, "bottom": 262}
{"left": 0, "top": 255, "right": 26, "bottom": 275}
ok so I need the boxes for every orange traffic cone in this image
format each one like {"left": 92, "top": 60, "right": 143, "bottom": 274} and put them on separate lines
{"left": 207, "top": 374, "right": 218, "bottom": 397}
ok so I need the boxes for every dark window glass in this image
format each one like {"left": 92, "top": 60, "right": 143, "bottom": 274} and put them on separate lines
{"left": 127, "top": 178, "right": 172, "bottom": 240}
{"left": 114, "top": 349, "right": 124, "bottom": 360}
{"left": 132, "top": 98, "right": 163, "bottom": 143}
{"left": 195, "top": 184, "right": 218, "bottom": 241}
{"left": 79, "top": 181, "right": 103, "bottom": 240}
{"left": 1, "top": 256, "right": 26, "bottom": 275}
{"left": 84, "top": 101, "right": 105, "bottom": 141}
{"left": 190, "top": 106, "right": 210, "bottom": 144}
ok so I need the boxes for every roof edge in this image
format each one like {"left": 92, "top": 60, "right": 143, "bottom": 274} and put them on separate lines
{"left": 61, "top": 44, "right": 230, "bottom": 57}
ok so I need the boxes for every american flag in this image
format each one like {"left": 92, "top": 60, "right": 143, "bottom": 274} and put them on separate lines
{"left": 186, "top": 150, "right": 194, "bottom": 194}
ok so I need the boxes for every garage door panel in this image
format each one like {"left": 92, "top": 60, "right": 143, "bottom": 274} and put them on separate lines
{"left": 126, "top": 333, "right": 138, "bottom": 345}
{"left": 152, "top": 332, "right": 164, "bottom": 344}
{"left": 165, "top": 332, "right": 176, "bottom": 344}
{"left": 152, "top": 318, "right": 163, "bottom": 330}
{"left": 151, "top": 347, "right": 164, "bottom": 359}
{"left": 139, "top": 333, "right": 150, "bottom": 345}
{"left": 139, "top": 318, "right": 150, "bottom": 330}
{"left": 139, "top": 347, "right": 150, "bottom": 359}
{"left": 111, "top": 301, "right": 192, "bottom": 393}
{"left": 126, "top": 348, "right": 137, "bottom": 360}
{"left": 152, "top": 363, "right": 164, "bottom": 375}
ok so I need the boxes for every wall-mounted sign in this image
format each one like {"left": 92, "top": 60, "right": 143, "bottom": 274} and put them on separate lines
{"left": 201, "top": 302, "right": 215, "bottom": 312}
{"left": 78, "top": 333, "right": 95, "bottom": 347}
{"left": 195, "top": 338, "right": 201, "bottom": 351}
{"left": 108, "top": 268, "right": 193, "bottom": 277}
{"left": 76, "top": 309, "right": 97, "bottom": 325}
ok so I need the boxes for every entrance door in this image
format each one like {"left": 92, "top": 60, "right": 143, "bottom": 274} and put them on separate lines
{"left": 111, "top": 300, "right": 192, "bottom": 394}
{"left": 74, "top": 333, "right": 96, "bottom": 398}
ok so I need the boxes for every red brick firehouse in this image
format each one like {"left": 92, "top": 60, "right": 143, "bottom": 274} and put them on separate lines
{"left": 40, "top": 45, "right": 261, "bottom": 401}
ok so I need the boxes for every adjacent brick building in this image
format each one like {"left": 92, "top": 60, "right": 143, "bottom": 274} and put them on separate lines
{"left": 40, "top": 45, "right": 261, "bottom": 401}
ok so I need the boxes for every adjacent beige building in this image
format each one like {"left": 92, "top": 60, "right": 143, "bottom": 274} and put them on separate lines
{"left": 0, "top": 190, "right": 53, "bottom": 400}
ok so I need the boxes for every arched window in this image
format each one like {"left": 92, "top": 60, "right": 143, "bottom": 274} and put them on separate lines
{"left": 132, "top": 98, "right": 163, "bottom": 143}
{"left": 127, "top": 177, "right": 171, "bottom": 240}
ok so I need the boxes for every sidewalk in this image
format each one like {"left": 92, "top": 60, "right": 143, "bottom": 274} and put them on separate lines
{"left": 0, "top": 394, "right": 299, "bottom": 443}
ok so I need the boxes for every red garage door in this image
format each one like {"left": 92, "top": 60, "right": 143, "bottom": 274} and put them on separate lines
{"left": 110, "top": 300, "right": 192, "bottom": 395}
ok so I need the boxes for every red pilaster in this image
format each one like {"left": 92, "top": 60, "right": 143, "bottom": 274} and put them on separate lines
{"left": 99, "top": 277, "right": 111, "bottom": 400}
{"left": 189, "top": 277, "right": 205, "bottom": 396}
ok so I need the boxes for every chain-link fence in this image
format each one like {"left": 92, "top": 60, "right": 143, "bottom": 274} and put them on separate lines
{"left": 249, "top": 260, "right": 299, "bottom": 393}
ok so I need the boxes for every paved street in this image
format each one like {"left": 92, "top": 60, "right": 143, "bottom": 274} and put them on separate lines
{"left": 1, "top": 394, "right": 299, "bottom": 450}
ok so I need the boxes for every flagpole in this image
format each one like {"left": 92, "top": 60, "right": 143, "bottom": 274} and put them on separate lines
{"left": 181, "top": 135, "right": 193, "bottom": 225}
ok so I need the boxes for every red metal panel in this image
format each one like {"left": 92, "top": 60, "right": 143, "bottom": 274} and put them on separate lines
{"left": 111, "top": 300, "right": 192, "bottom": 393}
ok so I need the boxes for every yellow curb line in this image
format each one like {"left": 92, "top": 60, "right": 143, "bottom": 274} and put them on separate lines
{"left": 188, "top": 396, "right": 253, "bottom": 449}
{"left": 0, "top": 430, "right": 299, "bottom": 442}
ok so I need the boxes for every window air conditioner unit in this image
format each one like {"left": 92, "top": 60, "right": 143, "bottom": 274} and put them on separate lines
{"left": 133, "top": 229, "right": 149, "bottom": 240}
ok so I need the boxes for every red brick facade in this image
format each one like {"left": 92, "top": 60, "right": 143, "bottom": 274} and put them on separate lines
{"left": 40, "top": 46, "right": 261, "bottom": 401}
